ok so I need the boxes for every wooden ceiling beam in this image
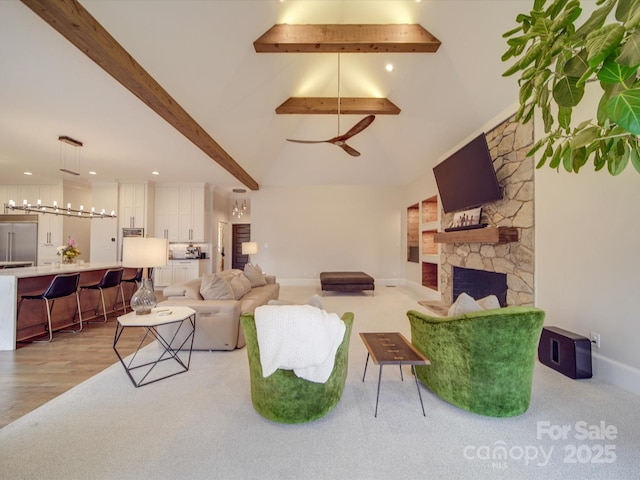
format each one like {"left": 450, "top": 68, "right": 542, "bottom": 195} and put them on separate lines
{"left": 254, "top": 24, "right": 441, "bottom": 53}
{"left": 21, "top": 0, "right": 259, "bottom": 191}
{"left": 276, "top": 97, "right": 401, "bottom": 115}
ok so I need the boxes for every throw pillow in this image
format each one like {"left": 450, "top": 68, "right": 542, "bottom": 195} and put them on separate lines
{"left": 448, "top": 292, "right": 483, "bottom": 317}
{"left": 200, "top": 275, "right": 234, "bottom": 300}
{"left": 477, "top": 295, "right": 501, "bottom": 310}
{"left": 229, "top": 275, "right": 249, "bottom": 300}
{"left": 244, "top": 264, "right": 267, "bottom": 287}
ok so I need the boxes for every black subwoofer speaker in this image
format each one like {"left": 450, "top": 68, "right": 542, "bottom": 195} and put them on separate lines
{"left": 538, "top": 326, "right": 592, "bottom": 379}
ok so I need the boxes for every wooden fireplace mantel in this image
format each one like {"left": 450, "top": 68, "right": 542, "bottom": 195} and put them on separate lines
{"left": 433, "top": 227, "right": 518, "bottom": 244}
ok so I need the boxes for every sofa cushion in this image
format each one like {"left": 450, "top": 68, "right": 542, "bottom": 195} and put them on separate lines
{"left": 448, "top": 292, "right": 483, "bottom": 317}
{"left": 244, "top": 264, "right": 267, "bottom": 287}
{"left": 200, "top": 274, "right": 234, "bottom": 300}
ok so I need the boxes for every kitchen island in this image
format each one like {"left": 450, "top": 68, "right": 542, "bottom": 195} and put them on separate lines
{"left": 0, "top": 263, "right": 138, "bottom": 350}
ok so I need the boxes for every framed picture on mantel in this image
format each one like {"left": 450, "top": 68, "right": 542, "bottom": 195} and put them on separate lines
{"left": 452, "top": 207, "right": 482, "bottom": 229}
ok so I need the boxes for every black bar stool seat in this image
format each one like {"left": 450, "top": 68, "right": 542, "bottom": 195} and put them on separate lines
{"left": 18, "top": 272, "right": 83, "bottom": 343}
{"left": 80, "top": 268, "right": 126, "bottom": 322}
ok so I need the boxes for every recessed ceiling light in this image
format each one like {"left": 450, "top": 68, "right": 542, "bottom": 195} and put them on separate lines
{"left": 152, "top": 171, "right": 160, "bottom": 175}
{"left": 89, "top": 171, "right": 97, "bottom": 175}
{"left": 24, "top": 171, "right": 33, "bottom": 176}
{"left": 385, "top": 63, "right": 394, "bottom": 72}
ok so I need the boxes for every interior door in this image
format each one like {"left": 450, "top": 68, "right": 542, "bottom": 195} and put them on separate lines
{"left": 232, "top": 224, "right": 251, "bottom": 270}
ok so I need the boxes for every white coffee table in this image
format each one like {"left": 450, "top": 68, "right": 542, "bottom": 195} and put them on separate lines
{"left": 114, "top": 306, "right": 196, "bottom": 387}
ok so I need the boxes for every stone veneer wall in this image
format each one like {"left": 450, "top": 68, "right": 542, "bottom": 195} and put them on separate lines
{"left": 440, "top": 115, "right": 534, "bottom": 306}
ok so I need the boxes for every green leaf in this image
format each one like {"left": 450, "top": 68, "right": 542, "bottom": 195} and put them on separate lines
{"left": 558, "top": 105, "right": 572, "bottom": 130}
{"left": 597, "top": 93, "right": 610, "bottom": 124}
{"left": 623, "top": 2, "right": 640, "bottom": 29}
{"left": 594, "top": 150, "right": 607, "bottom": 170}
{"left": 547, "top": 0, "right": 572, "bottom": 20}
{"left": 572, "top": 146, "right": 588, "bottom": 172}
{"left": 503, "top": 43, "right": 544, "bottom": 76}
{"left": 618, "top": 0, "right": 640, "bottom": 23}
{"left": 607, "top": 141, "right": 630, "bottom": 175}
{"left": 630, "top": 143, "right": 640, "bottom": 173}
{"left": 617, "top": 29, "right": 640, "bottom": 67}
{"left": 598, "top": 56, "right": 638, "bottom": 83}
{"left": 585, "top": 24, "right": 626, "bottom": 68}
{"left": 503, "top": 26, "right": 524, "bottom": 38}
{"left": 575, "top": 0, "right": 616, "bottom": 39}
{"left": 606, "top": 88, "right": 640, "bottom": 134}
{"left": 562, "top": 142, "right": 574, "bottom": 171}
{"left": 553, "top": 76, "right": 585, "bottom": 107}
{"left": 549, "top": 143, "right": 564, "bottom": 169}
{"left": 571, "top": 126, "right": 600, "bottom": 148}
{"left": 520, "top": 79, "right": 534, "bottom": 104}
{"left": 564, "top": 49, "right": 590, "bottom": 77}
{"left": 550, "top": 3, "right": 583, "bottom": 32}
{"left": 542, "top": 103, "right": 554, "bottom": 132}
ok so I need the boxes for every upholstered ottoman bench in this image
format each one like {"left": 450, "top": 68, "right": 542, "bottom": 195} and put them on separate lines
{"left": 320, "top": 271, "right": 375, "bottom": 296}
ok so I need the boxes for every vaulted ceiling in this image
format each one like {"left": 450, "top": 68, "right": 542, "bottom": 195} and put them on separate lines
{"left": 0, "top": 0, "right": 530, "bottom": 193}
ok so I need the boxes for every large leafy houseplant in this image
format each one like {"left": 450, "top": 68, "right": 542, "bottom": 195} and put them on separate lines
{"left": 503, "top": 0, "right": 640, "bottom": 175}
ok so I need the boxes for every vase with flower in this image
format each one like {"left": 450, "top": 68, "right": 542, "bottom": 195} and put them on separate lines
{"left": 57, "top": 238, "right": 81, "bottom": 264}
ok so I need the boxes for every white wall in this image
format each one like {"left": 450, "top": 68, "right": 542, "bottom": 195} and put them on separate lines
{"left": 250, "top": 185, "right": 403, "bottom": 284}
{"left": 536, "top": 163, "right": 640, "bottom": 393}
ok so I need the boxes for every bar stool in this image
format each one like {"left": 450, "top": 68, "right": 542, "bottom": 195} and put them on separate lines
{"left": 80, "top": 268, "right": 126, "bottom": 323}
{"left": 18, "top": 272, "right": 83, "bottom": 343}
{"left": 122, "top": 268, "right": 154, "bottom": 302}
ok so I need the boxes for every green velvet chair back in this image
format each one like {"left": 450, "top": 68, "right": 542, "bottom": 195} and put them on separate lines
{"left": 406, "top": 306, "right": 545, "bottom": 417}
{"left": 240, "top": 311, "right": 354, "bottom": 424}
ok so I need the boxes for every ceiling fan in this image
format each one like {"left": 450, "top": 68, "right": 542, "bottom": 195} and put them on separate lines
{"left": 286, "top": 54, "right": 375, "bottom": 157}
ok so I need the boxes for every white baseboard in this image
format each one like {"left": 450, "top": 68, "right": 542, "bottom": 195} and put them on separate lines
{"left": 592, "top": 352, "right": 640, "bottom": 396}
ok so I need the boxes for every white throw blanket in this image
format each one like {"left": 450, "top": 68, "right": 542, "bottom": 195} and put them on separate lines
{"left": 254, "top": 305, "right": 346, "bottom": 384}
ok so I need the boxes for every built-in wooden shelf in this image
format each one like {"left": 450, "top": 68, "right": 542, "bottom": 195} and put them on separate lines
{"left": 434, "top": 226, "right": 518, "bottom": 244}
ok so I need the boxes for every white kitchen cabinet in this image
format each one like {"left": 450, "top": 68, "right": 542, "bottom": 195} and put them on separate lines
{"left": 119, "top": 183, "right": 150, "bottom": 230}
{"left": 171, "top": 259, "right": 200, "bottom": 284}
{"left": 153, "top": 265, "right": 174, "bottom": 288}
{"left": 179, "top": 187, "right": 205, "bottom": 242}
{"left": 153, "top": 259, "right": 203, "bottom": 288}
{"left": 154, "top": 185, "right": 181, "bottom": 240}
{"left": 154, "top": 185, "right": 207, "bottom": 242}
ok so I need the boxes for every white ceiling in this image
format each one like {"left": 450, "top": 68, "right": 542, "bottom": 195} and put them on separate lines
{"left": 0, "top": 0, "right": 530, "bottom": 193}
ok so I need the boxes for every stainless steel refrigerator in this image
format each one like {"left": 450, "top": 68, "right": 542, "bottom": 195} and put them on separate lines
{"left": 0, "top": 214, "right": 38, "bottom": 265}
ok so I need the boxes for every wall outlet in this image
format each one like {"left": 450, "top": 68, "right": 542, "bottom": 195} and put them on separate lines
{"left": 590, "top": 332, "right": 601, "bottom": 349}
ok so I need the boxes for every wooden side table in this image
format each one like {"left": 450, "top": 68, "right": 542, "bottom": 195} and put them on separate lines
{"left": 360, "top": 332, "right": 430, "bottom": 417}
{"left": 114, "top": 306, "right": 196, "bottom": 387}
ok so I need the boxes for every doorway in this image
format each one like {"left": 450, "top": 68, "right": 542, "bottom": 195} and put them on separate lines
{"left": 232, "top": 223, "right": 251, "bottom": 270}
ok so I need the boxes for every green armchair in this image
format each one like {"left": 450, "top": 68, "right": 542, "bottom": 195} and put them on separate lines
{"left": 240, "top": 311, "right": 354, "bottom": 424}
{"left": 406, "top": 306, "right": 545, "bottom": 417}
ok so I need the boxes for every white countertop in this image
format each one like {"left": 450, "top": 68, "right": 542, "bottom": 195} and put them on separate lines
{"left": 0, "top": 262, "right": 125, "bottom": 279}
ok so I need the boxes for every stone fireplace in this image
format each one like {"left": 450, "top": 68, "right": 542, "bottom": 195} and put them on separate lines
{"left": 440, "top": 114, "right": 535, "bottom": 307}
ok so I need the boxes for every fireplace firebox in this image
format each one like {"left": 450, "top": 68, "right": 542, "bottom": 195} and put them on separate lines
{"left": 452, "top": 267, "right": 508, "bottom": 307}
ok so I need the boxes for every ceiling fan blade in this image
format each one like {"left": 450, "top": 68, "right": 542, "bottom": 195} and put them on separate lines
{"left": 340, "top": 143, "right": 361, "bottom": 157}
{"left": 286, "top": 139, "right": 329, "bottom": 144}
{"left": 335, "top": 115, "right": 375, "bottom": 142}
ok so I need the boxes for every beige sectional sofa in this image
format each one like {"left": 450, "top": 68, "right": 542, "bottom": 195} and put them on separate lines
{"left": 158, "top": 269, "right": 279, "bottom": 350}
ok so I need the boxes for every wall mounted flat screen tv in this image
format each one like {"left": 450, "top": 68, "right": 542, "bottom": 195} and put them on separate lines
{"left": 433, "top": 133, "right": 503, "bottom": 213}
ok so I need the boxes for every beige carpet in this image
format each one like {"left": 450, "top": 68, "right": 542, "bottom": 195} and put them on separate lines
{"left": 1, "top": 286, "right": 639, "bottom": 480}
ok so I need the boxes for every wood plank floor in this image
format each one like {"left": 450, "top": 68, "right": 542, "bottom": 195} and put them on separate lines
{"left": 0, "top": 308, "right": 153, "bottom": 429}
